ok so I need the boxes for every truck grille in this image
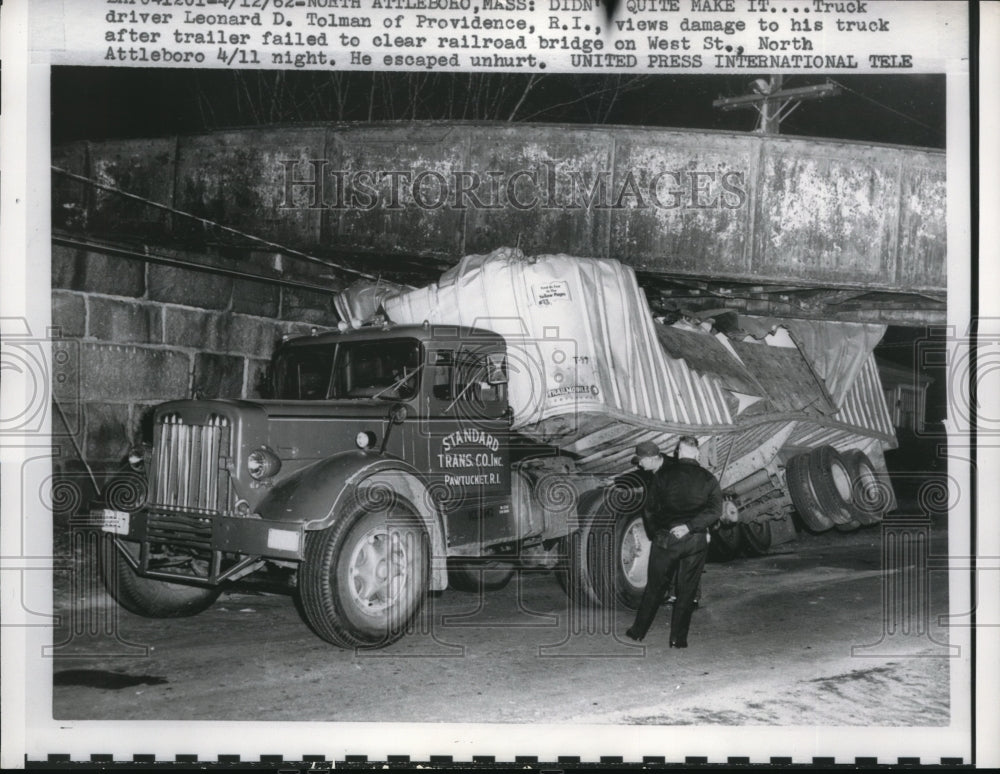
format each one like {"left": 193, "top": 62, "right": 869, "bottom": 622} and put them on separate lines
{"left": 151, "top": 413, "right": 231, "bottom": 513}
{"left": 146, "top": 512, "right": 213, "bottom": 551}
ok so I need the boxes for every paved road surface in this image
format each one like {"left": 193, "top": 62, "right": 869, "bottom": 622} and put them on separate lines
{"left": 52, "top": 522, "right": 952, "bottom": 726}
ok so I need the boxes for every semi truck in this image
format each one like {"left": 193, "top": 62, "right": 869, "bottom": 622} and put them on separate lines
{"left": 97, "top": 253, "right": 896, "bottom": 648}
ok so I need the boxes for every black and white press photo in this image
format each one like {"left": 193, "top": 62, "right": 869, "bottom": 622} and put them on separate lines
{"left": 1, "top": 0, "right": 991, "bottom": 765}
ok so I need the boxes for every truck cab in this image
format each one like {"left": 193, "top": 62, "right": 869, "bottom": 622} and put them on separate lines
{"left": 99, "top": 323, "right": 545, "bottom": 648}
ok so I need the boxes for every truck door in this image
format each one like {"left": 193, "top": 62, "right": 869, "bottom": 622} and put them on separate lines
{"left": 423, "top": 342, "right": 513, "bottom": 551}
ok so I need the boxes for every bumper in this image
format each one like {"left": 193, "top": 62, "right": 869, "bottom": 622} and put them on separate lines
{"left": 96, "top": 508, "right": 305, "bottom": 585}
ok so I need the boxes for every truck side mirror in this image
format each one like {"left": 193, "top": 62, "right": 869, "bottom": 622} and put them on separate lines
{"left": 486, "top": 353, "right": 508, "bottom": 385}
{"left": 389, "top": 403, "right": 409, "bottom": 424}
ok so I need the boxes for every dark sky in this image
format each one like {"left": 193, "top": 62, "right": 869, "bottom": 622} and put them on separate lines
{"left": 51, "top": 68, "right": 945, "bottom": 148}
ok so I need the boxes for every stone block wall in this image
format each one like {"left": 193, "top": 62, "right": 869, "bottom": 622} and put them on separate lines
{"left": 50, "top": 243, "right": 337, "bottom": 480}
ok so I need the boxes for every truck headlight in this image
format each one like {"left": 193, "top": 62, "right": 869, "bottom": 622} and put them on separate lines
{"left": 127, "top": 445, "right": 147, "bottom": 472}
{"left": 247, "top": 447, "right": 281, "bottom": 479}
{"left": 356, "top": 431, "right": 377, "bottom": 449}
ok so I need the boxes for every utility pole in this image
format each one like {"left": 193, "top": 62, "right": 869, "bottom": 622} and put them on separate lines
{"left": 713, "top": 75, "right": 840, "bottom": 134}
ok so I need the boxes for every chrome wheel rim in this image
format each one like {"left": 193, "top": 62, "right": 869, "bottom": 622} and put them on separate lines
{"left": 347, "top": 523, "right": 411, "bottom": 617}
{"left": 831, "top": 459, "right": 852, "bottom": 501}
{"left": 858, "top": 462, "right": 879, "bottom": 500}
{"left": 620, "top": 517, "right": 649, "bottom": 587}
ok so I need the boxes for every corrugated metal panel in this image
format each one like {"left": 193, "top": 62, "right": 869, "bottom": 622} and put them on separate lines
{"left": 831, "top": 356, "right": 895, "bottom": 438}
{"left": 785, "top": 356, "right": 896, "bottom": 448}
{"left": 721, "top": 420, "right": 790, "bottom": 464}
{"left": 787, "top": 425, "right": 864, "bottom": 452}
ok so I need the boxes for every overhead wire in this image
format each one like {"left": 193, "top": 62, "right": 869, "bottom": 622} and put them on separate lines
{"left": 825, "top": 78, "right": 943, "bottom": 137}
{"left": 51, "top": 166, "right": 377, "bottom": 281}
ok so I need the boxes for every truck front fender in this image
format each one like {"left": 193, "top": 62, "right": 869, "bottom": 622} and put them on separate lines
{"left": 256, "top": 452, "right": 449, "bottom": 590}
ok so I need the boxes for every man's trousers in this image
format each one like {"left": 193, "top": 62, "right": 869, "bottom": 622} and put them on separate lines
{"left": 630, "top": 531, "right": 708, "bottom": 642}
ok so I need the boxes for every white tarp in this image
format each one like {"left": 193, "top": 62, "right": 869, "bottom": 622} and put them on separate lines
{"left": 382, "top": 247, "right": 733, "bottom": 440}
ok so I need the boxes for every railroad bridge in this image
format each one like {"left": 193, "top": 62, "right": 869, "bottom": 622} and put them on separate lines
{"left": 52, "top": 122, "right": 945, "bottom": 327}
{"left": 49, "top": 121, "right": 946, "bottom": 482}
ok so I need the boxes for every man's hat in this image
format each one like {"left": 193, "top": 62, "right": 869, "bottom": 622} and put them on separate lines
{"left": 635, "top": 441, "right": 660, "bottom": 459}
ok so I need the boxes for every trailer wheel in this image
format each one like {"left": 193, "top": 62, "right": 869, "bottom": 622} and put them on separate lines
{"left": 99, "top": 536, "right": 220, "bottom": 618}
{"left": 299, "top": 497, "right": 429, "bottom": 648}
{"left": 709, "top": 522, "right": 743, "bottom": 561}
{"left": 448, "top": 560, "right": 514, "bottom": 592}
{"left": 741, "top": 520, "right": 773, "bottom": 556}
{"left": 842, "top": 449, "right": 889, "bottom": 525}
{"left": 786, "top": 454, "right": 835, "bottom": 533}
{"left": 806, "top": 446, "right": 856, "bottom": 526}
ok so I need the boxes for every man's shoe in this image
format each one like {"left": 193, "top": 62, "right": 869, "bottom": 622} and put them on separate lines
{"left": 669, "top": 639, "right": 688, "bottom": 648}
{"left": 625, "top": 626, "right": 644, "bottom": 642}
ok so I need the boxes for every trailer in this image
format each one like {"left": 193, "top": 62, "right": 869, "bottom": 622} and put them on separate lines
{"left": 96, "top": 250, "right": 896, "bottom": 647}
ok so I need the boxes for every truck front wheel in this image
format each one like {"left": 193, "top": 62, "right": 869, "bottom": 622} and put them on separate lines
{"left": 100, "top": 537, "right": 220, "bottom": 618}
{"left": 299, "top": 498, "right": 429, "bottom": 648}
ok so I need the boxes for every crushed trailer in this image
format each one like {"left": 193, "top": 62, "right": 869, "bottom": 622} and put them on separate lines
{"left": 96, "top": 249, "right": 897, "bottom": 647}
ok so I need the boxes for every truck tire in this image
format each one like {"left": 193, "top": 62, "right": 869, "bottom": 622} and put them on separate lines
{"left": 554, "top": 514, "right": 604, "bottom": 609}
{"left": 842, "top": 449, "right": 889, "bottom": 526}
{"left": 806, "top": 446, "right": 856, "bottom": 526}
{"left": 448, "top": 560, "right": 514, "bottom": 592}
{"left": 554, "top": 487, "right": 606, "bottom": 607}
{"left": 709, "top": 501, "right": 742, "bottom": 561}
{"left": 567, "top": 507, "right": 649, "bottom": 611}
{"left": 786, "top": 453, "right": 835, "bottom": 533}
{"left": 612, "top": 511, "right": 649, "bottom": 610}
{"left": 741, "top": 520, "right": 772, "bottom": 555}
{"left": 99, "top": 536, "right": 220, "bottom": 618}
{"left": 299, "top": 497, "right": 429, "bottom": 648}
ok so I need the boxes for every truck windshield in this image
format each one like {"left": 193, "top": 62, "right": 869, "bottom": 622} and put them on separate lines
{"left": 275, "top": 339, "right": 422, "bottom": 400}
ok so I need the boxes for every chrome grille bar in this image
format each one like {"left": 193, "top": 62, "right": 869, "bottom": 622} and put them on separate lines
{"left": 152, "top": 413, "right": 231, "bottom": 513}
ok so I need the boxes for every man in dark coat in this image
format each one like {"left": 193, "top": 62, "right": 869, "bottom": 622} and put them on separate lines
{"left": 625, "top": 437, "right": 722, "bottom": 647}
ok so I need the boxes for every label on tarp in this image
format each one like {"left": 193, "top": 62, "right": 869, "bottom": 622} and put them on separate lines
{"left": 532, "top": 281, "right": 570, "bottom": 307}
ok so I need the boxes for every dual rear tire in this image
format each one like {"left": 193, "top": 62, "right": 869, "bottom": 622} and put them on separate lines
{"left": 786, "top": 446, "right": 889, "bottom": 533}
{"left": 555, "top": 491, "right": 646, "bottom": 611}
{"left": 559, "top": 494, "right": 774, "bottom": 612}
